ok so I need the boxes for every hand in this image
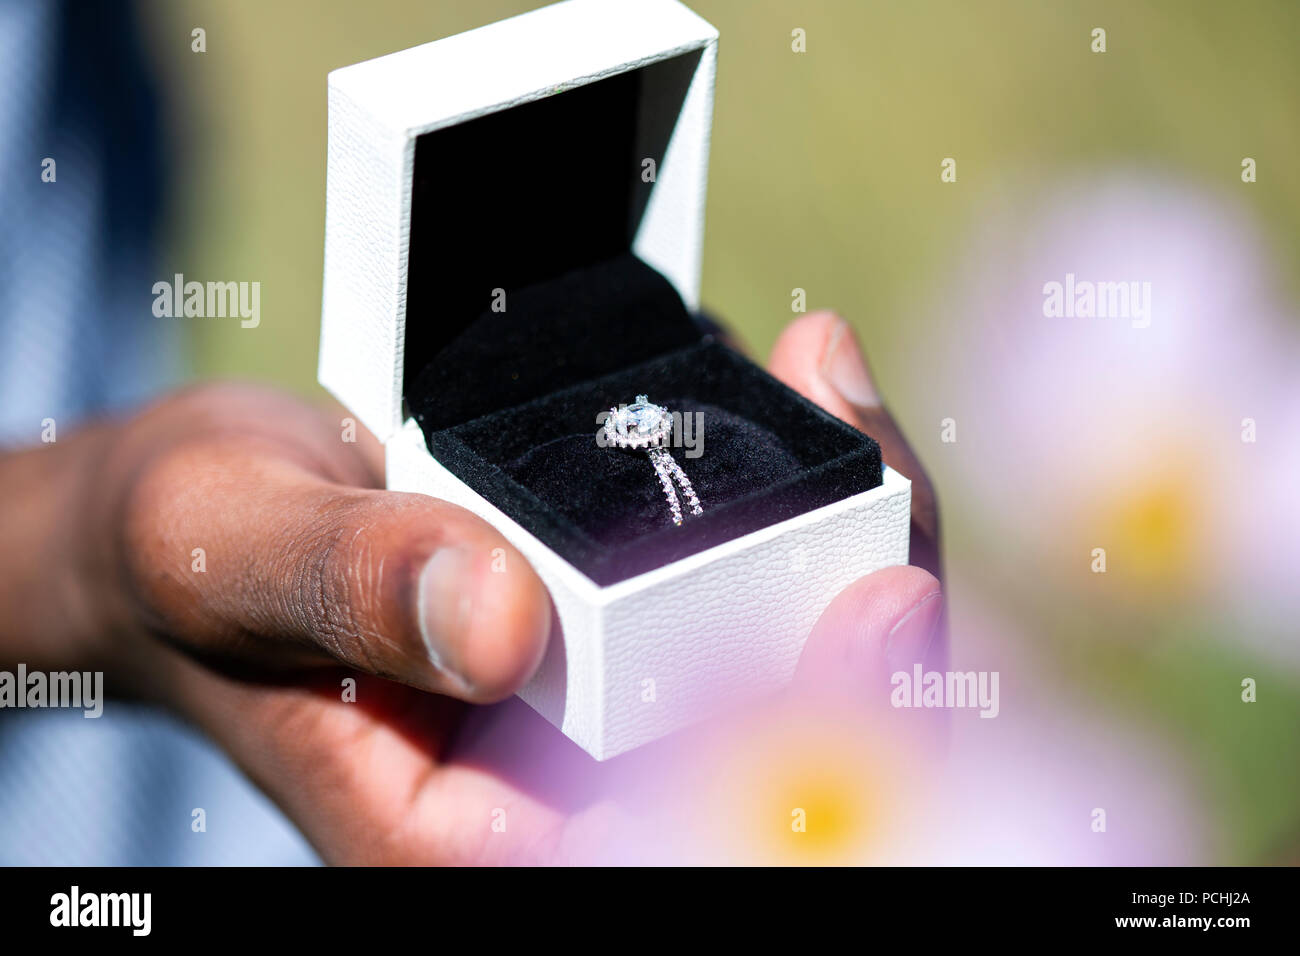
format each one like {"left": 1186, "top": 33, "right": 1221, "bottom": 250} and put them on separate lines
{"left": 0, "top": 311, "right": 941, "bottom": 864}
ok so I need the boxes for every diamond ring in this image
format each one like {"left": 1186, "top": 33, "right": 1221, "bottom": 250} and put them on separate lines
{"left": 603, "top": 394, "right": 703, "bottom": 526}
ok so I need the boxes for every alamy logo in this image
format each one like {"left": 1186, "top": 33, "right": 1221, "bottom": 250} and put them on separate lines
{"left": 0, "top": 664, "right": 103, "bottom": 718}
{"left": 891, "top": 665, "right": 1000, "bottom": 718}
{"left": 595, "top": 408, "right": 705, "bottom": 459}
{"left": 50, "top": 886, "right": 151, "bottom": 936}
{"left": 1042, "top": 272, "right": 1151, "bottom": 328}
{"left": 152, "top": 274, "right": 260, "bottom": 328}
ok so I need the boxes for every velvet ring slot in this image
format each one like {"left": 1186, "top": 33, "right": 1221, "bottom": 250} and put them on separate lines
{"left": 407, "top": 254, "right": 884, "bottom": 586}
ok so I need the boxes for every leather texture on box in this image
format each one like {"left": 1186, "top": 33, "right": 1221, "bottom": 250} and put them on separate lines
{"left": 389, "top": 419, "right": 912, "bottom": 759}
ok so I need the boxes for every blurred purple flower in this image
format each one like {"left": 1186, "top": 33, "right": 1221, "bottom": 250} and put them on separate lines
{"left": 915, "top": 175, "right": 1300, "bottom": 664}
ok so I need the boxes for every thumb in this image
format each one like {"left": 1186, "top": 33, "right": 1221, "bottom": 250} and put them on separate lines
{"left": 124, "top": 443, "right": 552, "bottom": 703}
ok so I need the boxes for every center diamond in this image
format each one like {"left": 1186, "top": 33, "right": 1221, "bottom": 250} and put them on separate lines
{"left": 606, "top": 394, "right": 671, "bottom": 446}
{"left": 626, "top": 395, "right": 666, "bottom": 434}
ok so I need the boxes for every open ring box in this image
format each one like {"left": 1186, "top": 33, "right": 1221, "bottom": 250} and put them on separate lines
{"left": 318, "top": 0, "right": 911, "bottom": 760}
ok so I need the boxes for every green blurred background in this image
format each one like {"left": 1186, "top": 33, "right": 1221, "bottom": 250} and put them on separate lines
{"left": 140, "top": 0, "right": 1300, "bottom": 862}
{"left": 146, "top": 0, "right": 1300, "bottom": 392}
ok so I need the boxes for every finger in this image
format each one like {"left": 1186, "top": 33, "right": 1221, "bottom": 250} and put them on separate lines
{"left": 768, "top": 311, "right": 941, "bottom": 579}
{"left": 123, "top": 435, "right": 551, "bottom": 703}
{"left": 162, "top": 655, "right": 624, "bottom": 864}
{"left": 794, "top": 566, "right": 947, "bottom": 756}
{"left": 769, "top": 310, "right": 880, "bottom": 421}
{"left": 795, "top": 565, "right": 943, "bottom": 695}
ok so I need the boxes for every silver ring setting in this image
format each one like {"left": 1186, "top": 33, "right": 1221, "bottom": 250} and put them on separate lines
{"left": 604, "top": 394, "right": 703, "bottom": 526}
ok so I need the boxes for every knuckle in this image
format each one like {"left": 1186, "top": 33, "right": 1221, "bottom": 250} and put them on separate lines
{"left": 287, "top": 499, "right": 374, "bottom": 654}
{"left": 282, "top": 495, "right": 405, "bottom": 673}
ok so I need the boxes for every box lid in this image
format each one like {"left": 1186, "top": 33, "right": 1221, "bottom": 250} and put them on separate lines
{"left": 319, "top": 0, "right": 719, "bottom": 443}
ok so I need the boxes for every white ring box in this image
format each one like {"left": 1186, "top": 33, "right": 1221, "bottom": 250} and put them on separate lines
{"left": 317, "top": 0, "right": 911, "bottom": 760}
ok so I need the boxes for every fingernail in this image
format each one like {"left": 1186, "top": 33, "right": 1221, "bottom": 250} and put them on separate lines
{"left": 819, "top": 319, "right": 880, "bottom": 407}
{"left": 881, "top": 590, "right": 944, "bottom": 676}
{"left": 416, "top": 548, "right": 477, "bottom": 692}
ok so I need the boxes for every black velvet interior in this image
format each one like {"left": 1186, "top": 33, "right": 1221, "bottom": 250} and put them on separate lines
{"left": 411, "top": 251, "right": 701, "bottom": 432}
{"left": 409, "top": 255, "right": 883, "bottom": 585}
{"left": 404, "top": 49, "right": 701, "bottom": 390}
{"left": 401, "top": 57, "right": 883, "bottom": 585}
